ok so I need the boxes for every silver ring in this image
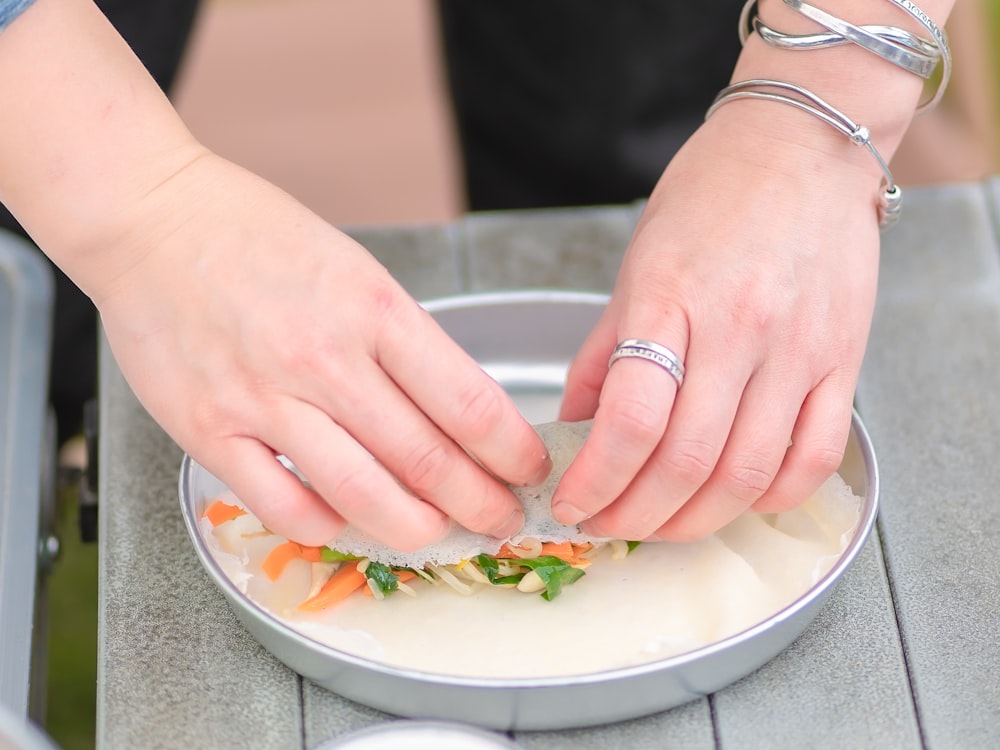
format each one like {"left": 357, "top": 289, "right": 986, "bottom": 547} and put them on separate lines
{"left": 608, "top": 339, "right": 685, "bottom": 387}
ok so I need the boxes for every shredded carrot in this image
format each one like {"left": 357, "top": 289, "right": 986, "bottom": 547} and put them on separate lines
{"left": 539, "top": 541, "right": 576, "bottom": 561}
{"left": 361, "top": 570, "right": 418, "bottom": 597}
{"left": 496, "top": 540, "right": 594, "bottom": 565}
{"left": 204, "top": 499, "right": 246, "bottom": 527}
{"left": 298, "top": 564, "right": 368, "bottom": 611}
{"left": 261, "top": 541, "right": 303, "bottom": 582}
{"left": 535, "top": 541, "right": 594, "bottom": 567}
{"left": 298, "top": 545, "right": 326, "bottom": 563}
{"left": 495, "top": 543, "right": 523, "bottom": 559}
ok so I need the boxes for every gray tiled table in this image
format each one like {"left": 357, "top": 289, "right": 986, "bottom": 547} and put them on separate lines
{"left": 97, "top": 181, "right": 1000, "bottom": 749}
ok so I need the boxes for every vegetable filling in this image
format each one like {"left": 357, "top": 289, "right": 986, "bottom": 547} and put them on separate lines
{"left": 204, "top": 498, "right": 636, "bottom": 611}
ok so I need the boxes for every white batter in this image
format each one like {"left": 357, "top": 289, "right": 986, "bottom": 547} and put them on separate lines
{"left": 203, "top": 471, "right": 860, "bottom": 679}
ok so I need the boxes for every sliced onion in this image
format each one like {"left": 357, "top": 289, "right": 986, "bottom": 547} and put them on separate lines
{"left": 609, "top": 540, "right": 629, "bottom": 560}
{"left": 307, "top": 562, "right": 339, "bottom": 599}
{"left": 509, "top": 537, "right": 542, "bottom": 558}
{"left": 496, "top": 561, "right": 519, "bottom": 577}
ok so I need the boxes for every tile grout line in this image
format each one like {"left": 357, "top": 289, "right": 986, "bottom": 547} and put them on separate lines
{"left": 874, "top": 519, "right": 929, "bottom": 749}
{"left": 709, "top": 693, "right": 722, "bottom": 749}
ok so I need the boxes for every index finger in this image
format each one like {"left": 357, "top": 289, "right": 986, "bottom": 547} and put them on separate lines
{"left": 376, "top": 302, "right": 552, "bottom": 488}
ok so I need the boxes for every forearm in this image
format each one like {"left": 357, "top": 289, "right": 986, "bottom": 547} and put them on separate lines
{"left": 0, "top": 0, "right": 205, "bottom": 296}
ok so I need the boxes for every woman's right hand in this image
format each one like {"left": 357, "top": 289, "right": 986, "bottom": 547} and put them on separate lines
{"left": 91, "top": 151, "right": 551, "bottom": 549}
{"left": 0, "top": 0, "right": 550, "bottom": 551}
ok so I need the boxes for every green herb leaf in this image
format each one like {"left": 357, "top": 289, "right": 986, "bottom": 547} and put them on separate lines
{"left": 364, "top": 561, "right": 400, "bottom": 596}
{"left": 474, "top": 554, "right": 525, "bottom": 586}
{"left": 475, "top": 554, "right": 499, "bottom": 581}
{"left": 626, "top": 541, "right": 641, "bottom": 554}
{"left": 514, "top": 554, "right": 570, "bottom": 571}
{"left": 509, "top": 555, "right": 586, "bottom": 601}
{"left": 473, "top": 553, "right": 588, "bottom": 600}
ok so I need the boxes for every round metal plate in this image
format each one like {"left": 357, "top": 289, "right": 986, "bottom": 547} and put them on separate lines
{"left": 179, "top": 290, "right": 879, "bottom": 730}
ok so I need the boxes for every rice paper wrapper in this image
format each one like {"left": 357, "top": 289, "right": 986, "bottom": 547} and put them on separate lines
{"left": 327, "top": 420, "right": 608, "bottom": 568}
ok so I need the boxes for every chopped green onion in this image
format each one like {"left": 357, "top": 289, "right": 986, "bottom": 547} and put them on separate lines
{"left": 321, "top": 547, "right": 361, "bottom": 563}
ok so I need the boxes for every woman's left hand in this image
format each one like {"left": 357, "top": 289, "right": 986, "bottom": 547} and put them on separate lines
{"left": 553, "top": 104, "right": 881, "bottom": 542}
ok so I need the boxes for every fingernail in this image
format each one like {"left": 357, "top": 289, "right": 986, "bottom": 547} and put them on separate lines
{"left": 552, "top": 500, "right": 589, "bottom": 526}
{"left": 525, "top": 453, "right": 552, "bottom": 487}
{"left": 434, "top": 512, "right": 453, "bottom": 541}
{"left": 495, "top": 506, "right": 524, "bottom": 538}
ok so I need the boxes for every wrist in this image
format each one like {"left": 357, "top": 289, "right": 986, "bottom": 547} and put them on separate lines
{"left": 715, "top": 0, "right": 954, "bottom": 226}
{"left": 707, "top": 79, "right": 902, "bottom": 226}
{"left": 697, "top": 99, "right": 880, "bottom": 189}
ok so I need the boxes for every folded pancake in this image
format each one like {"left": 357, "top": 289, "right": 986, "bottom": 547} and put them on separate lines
{"left": 329, "top": 420, "right": 606, "bottom": 569}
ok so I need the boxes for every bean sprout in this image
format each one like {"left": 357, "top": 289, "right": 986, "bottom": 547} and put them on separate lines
{"left": 428, "top": 564, "right": 474, "bottom": 595}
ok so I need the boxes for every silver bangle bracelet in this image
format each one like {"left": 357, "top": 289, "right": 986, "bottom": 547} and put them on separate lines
{"left": 706, "top": 79, "right": 902, "bottom": 229}
{"left": 748, "top": 17, "right": 940, "bottom": 60}
{"left": 784, "top": 0, "right": 938, "bottom": 78}
{"left": 740, "top": 1, "right": 940, "bottom": 77}
{"left": 881, "top": 0, "right": 951, "bottom": 112}
{"left": 738, "top": 0, "right": 950, "bottom": 114}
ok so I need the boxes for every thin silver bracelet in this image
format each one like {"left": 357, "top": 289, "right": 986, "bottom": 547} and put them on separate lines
{"left": 706, "top": 79, "right": 902, "bottom": 229}
{"left": 738, "top": 0, "right": 950, "bottom": 113}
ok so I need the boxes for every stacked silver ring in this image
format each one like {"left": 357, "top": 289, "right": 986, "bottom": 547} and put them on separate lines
{"left": 608, "top": 339, "right": 685, "bottom": 387}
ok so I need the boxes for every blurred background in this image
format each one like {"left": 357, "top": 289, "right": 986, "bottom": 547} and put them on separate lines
{"left": 172, "top": 0, "right": 464, "bottom": 228}
{"left": 42, "top": 1, "right": 1000, "bottom": 748}
{"left": 170, "top": 0, "right": 1000, "bottom": 227}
